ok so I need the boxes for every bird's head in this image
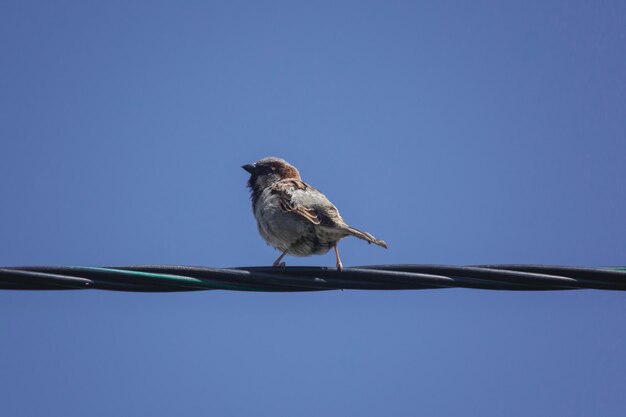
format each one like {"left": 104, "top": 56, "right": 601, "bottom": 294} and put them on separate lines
{"left": 242, "top": 157, "right": 301, "bottom": 191}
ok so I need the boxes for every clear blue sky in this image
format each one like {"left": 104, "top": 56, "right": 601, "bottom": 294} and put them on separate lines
{"left": 1, "top": 1, "right": 625, "bottom": 416}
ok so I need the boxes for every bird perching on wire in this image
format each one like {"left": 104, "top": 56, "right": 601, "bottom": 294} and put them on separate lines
{"left": 242, "top": 157, "right": 387, "bottom": 270}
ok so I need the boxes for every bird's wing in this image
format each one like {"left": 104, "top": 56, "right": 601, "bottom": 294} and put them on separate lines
{"left": 270, "top": 179, "right": 344, "bottom": 227}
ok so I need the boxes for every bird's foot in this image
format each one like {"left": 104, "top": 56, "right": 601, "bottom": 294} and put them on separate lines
{"left": 273, "top": 261, "right": 286, "bottom": 269}
{"left": 336, "top": 260, "right": 343, "bottom": 271}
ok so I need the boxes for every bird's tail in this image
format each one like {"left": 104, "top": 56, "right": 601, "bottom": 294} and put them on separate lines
{"left": 346, "top": 226, "right": 388, "bottom": 249}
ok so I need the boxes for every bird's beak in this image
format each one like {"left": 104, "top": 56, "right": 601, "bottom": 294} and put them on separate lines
{"left": 242, "top": 163, "right": 256, "bottom": 174}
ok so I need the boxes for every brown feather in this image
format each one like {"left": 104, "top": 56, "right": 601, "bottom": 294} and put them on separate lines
{"left": 274, "top": 181, "right": 322, "bottom": 225}
{"left": 347, "top": 227, "right": 388, "bottom": 249}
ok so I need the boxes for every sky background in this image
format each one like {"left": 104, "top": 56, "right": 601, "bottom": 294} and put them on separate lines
{"left": 1, "top": 1, "right": 626, "bottom": 416}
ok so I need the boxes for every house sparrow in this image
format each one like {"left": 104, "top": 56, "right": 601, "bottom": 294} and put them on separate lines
{"left": 242, "top": 157, "right": 387, "bottom": 270}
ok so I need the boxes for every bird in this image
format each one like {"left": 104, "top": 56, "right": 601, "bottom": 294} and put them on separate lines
{"left": 242, "top": 157, "right": 387, "bottom": 270}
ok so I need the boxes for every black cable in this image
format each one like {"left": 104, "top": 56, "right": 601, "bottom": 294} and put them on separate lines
{"left": 1, "top": 265, "right": 625, "bottom": 292}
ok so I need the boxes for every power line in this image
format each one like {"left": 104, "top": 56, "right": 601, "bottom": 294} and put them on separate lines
{"left": 1, "top": 265, "right": 625, "bottom": 292}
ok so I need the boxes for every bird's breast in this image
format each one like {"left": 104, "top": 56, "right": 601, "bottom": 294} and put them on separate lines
{"left": 253, "top": 190, "right": 348, "bottom": 256}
